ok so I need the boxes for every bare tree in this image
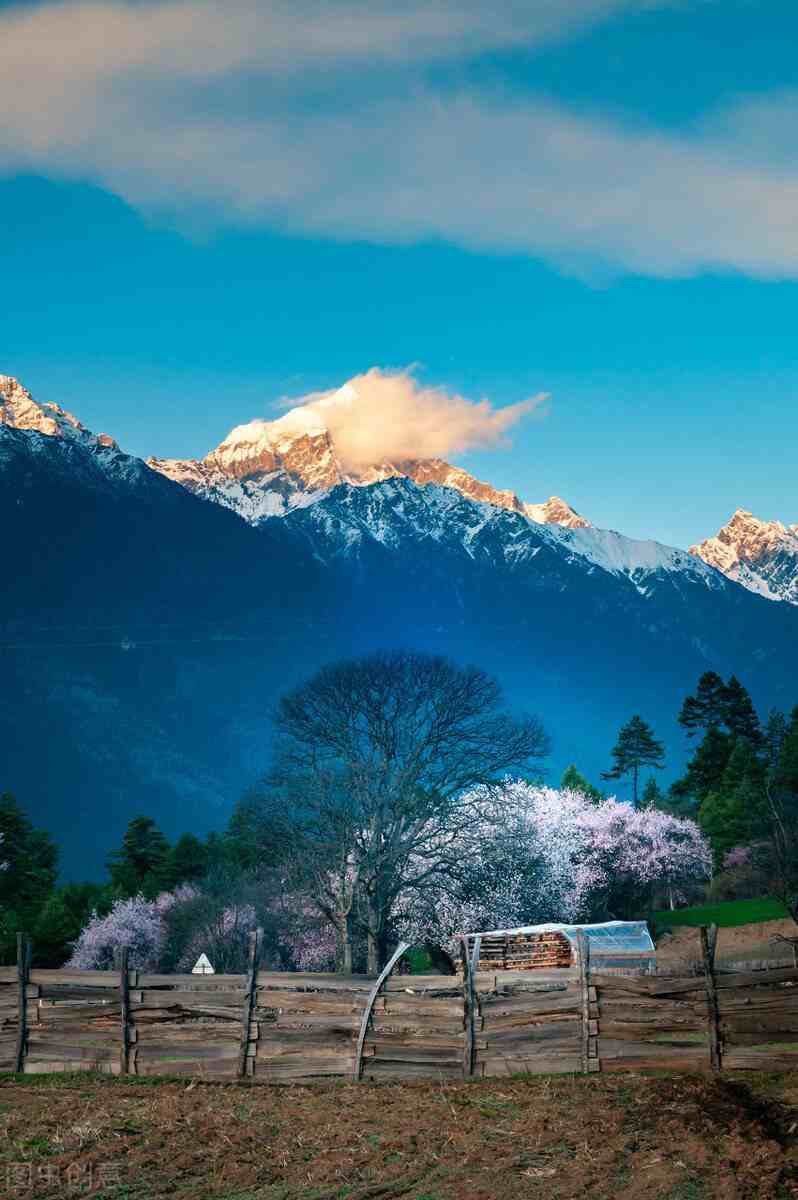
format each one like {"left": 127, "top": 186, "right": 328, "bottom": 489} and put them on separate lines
{"left": 258, "top": 650, "right": 549, "bottom": 971}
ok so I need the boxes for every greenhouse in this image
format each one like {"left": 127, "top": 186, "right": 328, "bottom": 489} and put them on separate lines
{"left": 462, "top": 920, "right": 656, "bottom": 972}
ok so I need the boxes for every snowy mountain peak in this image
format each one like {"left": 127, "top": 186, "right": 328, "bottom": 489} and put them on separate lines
{"left": 0, "top": 375, "right": 117, "bottom": 449}
{"left": 690, "top": 509, "right": 798, "bottom": 604}
{"left": 147, "top": 378, "right": 590, "bottom": 531}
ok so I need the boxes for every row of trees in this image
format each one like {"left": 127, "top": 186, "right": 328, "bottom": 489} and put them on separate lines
{"left": 562, "top": 671, "right": 798, "bottom": 919}
{"left": 18, "top": 653, "right": 787, "bottom": 974}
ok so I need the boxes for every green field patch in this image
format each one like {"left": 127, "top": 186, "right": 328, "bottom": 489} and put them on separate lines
{"left": 651, "top": 897, "right": 789, "bottom": 934}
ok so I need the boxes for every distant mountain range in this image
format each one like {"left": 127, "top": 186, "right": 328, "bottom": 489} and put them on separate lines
{"left": 2, "top": 373, "right": 797, "bottom": 875}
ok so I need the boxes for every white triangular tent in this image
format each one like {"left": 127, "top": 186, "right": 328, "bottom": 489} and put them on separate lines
{"left": 191, "top": 953, "right": 215, "bottom": 975}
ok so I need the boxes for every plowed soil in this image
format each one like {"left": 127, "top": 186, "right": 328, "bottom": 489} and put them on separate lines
{"left": 4, "top": 1071, "right": 798, "bottom": 1200}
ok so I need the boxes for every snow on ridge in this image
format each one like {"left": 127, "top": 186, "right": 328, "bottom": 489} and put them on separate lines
{"left": 690, "top": 508, "right": 798, "bottom": 605}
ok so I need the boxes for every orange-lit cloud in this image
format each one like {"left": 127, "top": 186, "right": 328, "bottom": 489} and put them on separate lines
{"left": 281, "top": 370, "right": 547, "bottom": 469}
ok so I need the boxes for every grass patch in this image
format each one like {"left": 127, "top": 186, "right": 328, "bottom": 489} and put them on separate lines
{"left": 651, "top": 896, "right": 789, "bottom": 934}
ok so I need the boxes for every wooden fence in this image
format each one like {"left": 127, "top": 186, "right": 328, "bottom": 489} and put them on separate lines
{"left": 4, "top": 928, "right": 798, "bottom": 1082}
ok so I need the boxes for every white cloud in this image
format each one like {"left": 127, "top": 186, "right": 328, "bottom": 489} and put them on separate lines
{"left": 280, "top": 369, "right": 546, "bottom": 469}
{"left": 3, "top": 0, "right": 798, "bottom": 278}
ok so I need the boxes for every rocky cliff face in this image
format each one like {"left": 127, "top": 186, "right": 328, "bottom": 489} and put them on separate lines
{"left": 691, "top": 509, "right": 798, "bottom": 605}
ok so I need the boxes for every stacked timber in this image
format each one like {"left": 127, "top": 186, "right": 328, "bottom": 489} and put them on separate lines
{"left": 254, "top": 973, "right": 374, "bottom": 1081}
{"left": 475, "top": 969, "right": 582, "bottom": 1077}
{"left": 465, "top": 932, "right": 573, "bottom": 972}
{"left": 362, "top": 975, "right": 465, "bottom": 1080}
{"left": 592, "top": 971, "right": 709, "bottom": 1072}
{"left": 717, "top": 965, "right": 798, "bottom": 1070}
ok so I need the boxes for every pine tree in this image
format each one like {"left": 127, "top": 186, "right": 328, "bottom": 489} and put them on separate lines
{"left": 107, "top": 816, "right": 171, "bottom": 899}
{"left": 678, "top": 671, "right": 727, "bottom": 736}
{"left": 0, "top": 795, "right": 58, "bottom": 959}
{"left": 560, "top": 764, "right": 603, "bottom": 803}
{"left": 764, "top": 709, "right": 788, "bottom": 778}
{"left": 681, "top": 726, "right": 734, "bottom": 806}
{"left": 774, "top": 706, "right": 798, "bottom": 795}
{"left": 167, "top": 833, "right": 209, "bottom": 887}
{"left": 722, "top": 676, "right": 763, "bottom": 746}
{"left": 602, "top": 715, "right": 665, "bottom": 806}
{"left": 641, "top": 778, "right": 666, "bottom": 810}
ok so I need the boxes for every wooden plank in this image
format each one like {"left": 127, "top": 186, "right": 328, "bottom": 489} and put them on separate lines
{"left": 723, "top": 1050, "right": 798, "bottom": 1070}
{"left": 138, "top": 973, "right": 246, "bottom": 987}
{"left": 258, "top": 992, "right": 363, "bottom": 1013}
{"left": 383, "top": 997, "right": 464, "bottom": 1017}
{"left": 136, "top": 989, "right": 246, "bottom": 1007}
{"left": 258, "top": 1058, "right": 356, "bottom": 1079}
{"left": 258, "top": 972, "right": 375, "bottom": 990}
{"left": 384, "top": 975, "right": 460, "bottom": 992}
{"left": 362, "top": 1060, "right": 462, "bottom": 1080}
{"left": 715, "top": 966, "right": 798, "bottom": 989}
{"left": 480, "top": 991, "right": 578, "bottom": 1014}
{"left": 353, "top": 941, "right": 410, "bottom": 1082}
{"left": 480, "top": 1054, "right": 581, "bottom": 1076}
{"left": 29, "top": 970, "right": 123, "bottom": 987}
{"left": 276, "top": 1012, "right": 362, "bottom": 1030}
{"left": 23, "top": 1060, "right": 121, "bottom": 1076}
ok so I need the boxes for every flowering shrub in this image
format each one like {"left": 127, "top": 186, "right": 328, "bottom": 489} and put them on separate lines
{"left": 68, "top": 894, "right": 169, "bottom": 970}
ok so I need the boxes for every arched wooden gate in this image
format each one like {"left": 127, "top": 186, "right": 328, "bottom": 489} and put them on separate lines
{"left": 354, "top": 939, "right": 476, "bottom": 1082}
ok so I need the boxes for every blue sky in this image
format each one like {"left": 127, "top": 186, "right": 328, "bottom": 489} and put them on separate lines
{"left": 2, "top": 0, "right": 798, "bottom": 547}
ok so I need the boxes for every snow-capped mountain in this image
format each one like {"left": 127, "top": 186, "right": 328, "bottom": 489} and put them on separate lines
{"left": 690, "top": 509, "right": 798, "bottom": 605}
{"left": 0, "top": 374, "right": 155, "bottom": 491}
{"left": 3, "top": 371, "right": 798, "bottom": 874}
{"left": 0, "top": 374, "right": 116, "bottom": 448}
{"left": 288, "top": 474, "right": 721, "bottom": 597}
{"left": 146, "top": 381, "right": 589, "bottom": 529}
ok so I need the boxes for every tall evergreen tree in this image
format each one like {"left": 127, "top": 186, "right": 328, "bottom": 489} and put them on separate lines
{"left": 602, "top": 715, "right": 665, "bottom": 806}
{"left": 107, "top": 816, "right": 171, "bottom": 899}
{"left": 0, "top": 794, "right": 59, "bottom": 962}
{"left": 764, "top": 709, "right": 788, "bottom": 778}
{"left": 722, "top": 676, "right": 763, "bottom": 746}
{"left": 560, "top": 764, "right": 603, "bottom": 803}
{"left": 698, "top": 737, "right": 766, "bottom": 863}
{"left": 641, "top": 777, "right": 666, "bottom": 810}
{"left": 166, "top": 833, "right": 210, "bottom": 888}
{"left": 682, "top": 726, "right": 734, "bottom": 804}
{"left": 678, "top": 671, "right": 727, "bottom": 736}
{"left": 773, "top": 706, "right": 798, "bottom": 795}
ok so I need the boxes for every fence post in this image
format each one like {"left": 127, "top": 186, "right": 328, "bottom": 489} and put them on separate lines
{"left": 700, "top": 924, "right": 721, "bottom": 1072}
{"left": 460, "top": 934, "right": 481, "bottom": 1080}
{"left": 577, "top": 930, "right": 594, "bottom": 1074}
{"left": 238, "top": 929, "right": 262, "bottom": 1078}
{"left": 15, "top": 932, "right": 30, "bottom": 1074}
{"left": 117, "top": 946, "right": 131, "bottom": 1076}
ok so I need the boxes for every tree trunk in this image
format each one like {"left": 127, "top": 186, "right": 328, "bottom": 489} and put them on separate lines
{"left": 337, "top": 915, "right": 353, "bottom": 974}
{"left": 366, "top": 895, "right": 380, "bottom": 974}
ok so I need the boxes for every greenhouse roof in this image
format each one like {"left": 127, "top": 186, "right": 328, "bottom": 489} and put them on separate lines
{"left": 468, "top": 920, "right": 654, "bottom": 953}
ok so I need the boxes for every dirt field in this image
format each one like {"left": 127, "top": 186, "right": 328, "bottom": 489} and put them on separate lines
{"left": 656, "top": 918, "right": 798, "bottom": 968}
{"left": 3, "top": 1071, "right": 798, "bottom": 1200}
